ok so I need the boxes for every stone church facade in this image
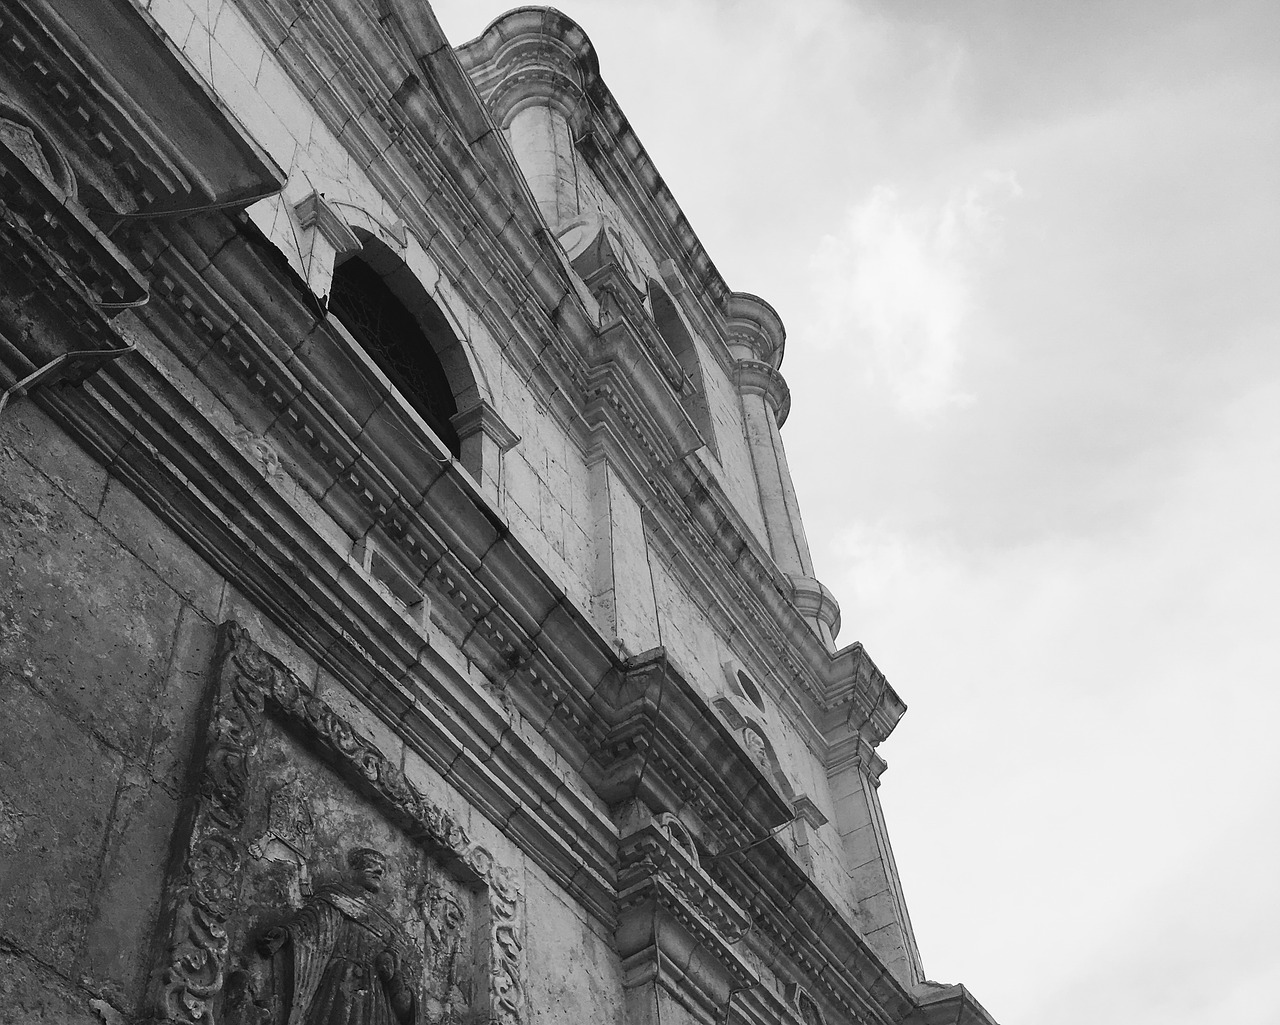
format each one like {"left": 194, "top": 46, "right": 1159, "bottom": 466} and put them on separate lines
{"left": 0, "top": 3, "right": 997, "bottom": 1024}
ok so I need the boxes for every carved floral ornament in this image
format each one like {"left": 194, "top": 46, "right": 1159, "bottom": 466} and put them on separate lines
{"left": 148, "top": 622, "right": 525, "bottom": 1025}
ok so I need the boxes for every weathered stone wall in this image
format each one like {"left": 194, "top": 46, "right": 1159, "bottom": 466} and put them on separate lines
{"left": 0, "top": 402, "right": 626, "bottom": 1024}
{"left": 1, "top": 402, "right": 221, "bottom": 1022}
{"left": 0, "top": 0, "right": 995, "bottom": 1021}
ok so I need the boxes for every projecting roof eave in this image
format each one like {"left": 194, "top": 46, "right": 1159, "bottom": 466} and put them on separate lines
{"left": 456, "top": 7, "right": 786, "bottom": 368}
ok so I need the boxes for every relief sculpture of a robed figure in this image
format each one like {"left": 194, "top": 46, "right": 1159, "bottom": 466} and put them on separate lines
{"left": 149, "top": 622, "right": 523, "bottom": 1025}
{"left": 254, "top": 847, "right": 419, "bottom": 1025}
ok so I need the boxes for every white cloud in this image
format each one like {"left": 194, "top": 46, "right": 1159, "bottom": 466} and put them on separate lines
{"left": 833, "top": 379, "right": 1280, "bottom": 1024}
{"left": 810, "top": 173, "right": 1021, "bottom": 417}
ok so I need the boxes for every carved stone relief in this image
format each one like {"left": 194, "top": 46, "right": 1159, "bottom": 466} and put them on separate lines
{"left": 0, "top": 96, "right": 74, "bottom": 197}
{"left": 146, "top": 622, "right": 524, "bottom": 1025}
{"left": 741, "top": 725, "right": 772, "bottom": 775}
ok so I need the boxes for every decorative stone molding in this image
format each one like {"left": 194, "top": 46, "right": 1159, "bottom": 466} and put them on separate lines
{"left": 460, "top": 8, "right": 593, "bottom": 130}
{"left": 0, "top": 127, "right": 146, "bottom": 310}
{"left": 792, "top": 795, "right": 828, "bottom": 831}
{"left": 788, "top": 795, "right": 829, "bottom": 873}
{"left": 826, "top": 731, "right": 888, "bottom": 786}
{"left": 821, "top": 645, "right": 907, "bottom": 751}
{"left": 725, "top": 291, "right": 786, "bottom": 368}
{"left": 733, "top": 358, "right": 791, "bottom": 426}
{"left": 789, "top": 573, "right": 842, "bottom": 642}
{"left": 620, "top": 823, "right": 750, "bottom": 943}
{"left": 451, "top": 397, "right": 520, "bottom": 499}
{"left": 596, "top": 650, "right": 795, "bottom": 852}
{"left": 907, "top": 982, "right": 1002, "bottom": 1025}
{"left": 783, "top": 983, "right": 829, "bottom": 1025}
{"left": 708, "top": 844, "right": 917, "bottom": 1025}
{"left": 655, "top": 812, "right": 700, "bottom": 869}
{"left": 293, "top": 189, "right": 362, "bottom": 302}
{"left": 0, "top": 100, "right": 75, "bottom": 197}
{"left": 616, "top": 822, "right": 757, "bottom": 1021}
{"left": 7, "top": 0, "right": 282, "bottom": 212}
{"left": 146, "top": 621, "right": 526, "bottom": 1025}
{"left": 711, "top": 696, "right": 797, "bottom": 805}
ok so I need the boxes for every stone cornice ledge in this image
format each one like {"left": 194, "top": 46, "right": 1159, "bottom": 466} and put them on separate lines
{"left": 712, "top": 837, "right": 919, "bottom": 1025}
{"left": 726, "top": 292, "right": 786, "bottom": 369}
{"left": 25, "top": 0, "right": 284, "bottom": 211}
{"left": 907, "top": 983, "right": 1002, "bottom": 1025}
{"left": 733, "top": 359, "right": 792, "bottom": 426}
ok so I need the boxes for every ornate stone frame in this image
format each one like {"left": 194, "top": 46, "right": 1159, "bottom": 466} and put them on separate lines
{"left": 145, "top": 621, "right": 525, "bottom": 1025}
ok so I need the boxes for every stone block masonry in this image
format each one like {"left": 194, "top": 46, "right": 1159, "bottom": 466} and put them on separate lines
{"left": 0, "top": 2, "right": 1000, "bottom": 1024}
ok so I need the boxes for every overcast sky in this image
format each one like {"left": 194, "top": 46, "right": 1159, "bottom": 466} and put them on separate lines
{"left": 431, "top": 3, "right": 1280, "bottom": 1022}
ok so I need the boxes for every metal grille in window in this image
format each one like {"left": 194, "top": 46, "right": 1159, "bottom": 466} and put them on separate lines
{"left": 329, "top": 257, "right": 460, "bottom": 456}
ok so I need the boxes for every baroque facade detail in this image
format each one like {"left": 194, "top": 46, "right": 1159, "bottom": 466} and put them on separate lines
{"left": 151, "top": 622, "right": 524, "bottom": 1025}
{"left": 0, "top": 3, "right": 998, "bottom": 1025}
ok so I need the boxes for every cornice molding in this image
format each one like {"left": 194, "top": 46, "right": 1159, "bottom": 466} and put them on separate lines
{"left": 734, "top": 358, "right": 792, "bottom": 426}
{"left": 294, "top": 189, "right": 362, "bottom": 254}
{"left": 451, "top": 397, "right": 521, "bottom": 452}
{"left": 709, "top": 836, "right": 917, "bottom": 1025}
{"left": 789, "top": 574, "right": 843, "bottom": 638}
{"left": 908, "top": 983, "right": 1002, "bottom": 1025}
{"left": 617, "top": 823, "right": 758, "bottom": 1024}
{"left": 9, "top": 0, "right": 283, "bottom": 212}
{"left": 726, "top": 291, "right": 787, "bottom": 368}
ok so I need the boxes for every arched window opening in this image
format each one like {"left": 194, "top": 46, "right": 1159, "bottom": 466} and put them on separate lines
{"left": 649, "top": 282, "right": 718, "bottom": 457}
{"left": 328, "top": 255, "right": 460, "bottom": 457}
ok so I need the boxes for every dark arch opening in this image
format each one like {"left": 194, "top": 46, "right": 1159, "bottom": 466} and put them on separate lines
{"left": 328, "top": 254, "right": 460, "bottom": 457}
{"left": 649, "top": 282, "right": 718, "bottom": 456}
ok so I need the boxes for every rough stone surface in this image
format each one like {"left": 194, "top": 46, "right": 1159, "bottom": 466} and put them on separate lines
{"left": 0, "top": 950, "right": 100, "bottom": 1025}
{"left": 0, "top": 679, "right": 122, "bottom": 972}
{"left": 0, "top": 0, "right": 993, "bottom": 1021}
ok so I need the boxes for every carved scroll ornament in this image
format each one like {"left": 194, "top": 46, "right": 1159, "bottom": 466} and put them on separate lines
{"left": 148, "top": 621, "right": 525, "bottom": 1025}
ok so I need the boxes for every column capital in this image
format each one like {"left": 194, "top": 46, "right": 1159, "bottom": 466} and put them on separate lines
{"left": 733, "top": 359, "right": 791, "bottom": 425}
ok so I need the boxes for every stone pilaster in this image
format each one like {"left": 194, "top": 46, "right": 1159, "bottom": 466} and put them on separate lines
{"left": 827, "top": 734, "right": 924, "bottom": 987}
{"left": 734, "top": 359, "right": 846, "bottom": 651}
{"left": 587, "top": 457, "right": 661, "bottom": 655}
{"left": 506, "top": 101, "right": 580, "bottom": 228}
{"left": 735, "top": 359, "right": 808, "bottom": 572}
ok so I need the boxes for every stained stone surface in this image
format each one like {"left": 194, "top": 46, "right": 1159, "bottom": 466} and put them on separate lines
{"left": 0, "top": 0, "right": 996, "bottom": 1022}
